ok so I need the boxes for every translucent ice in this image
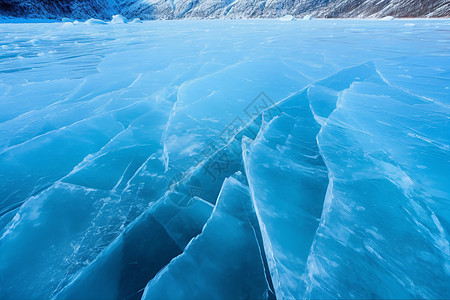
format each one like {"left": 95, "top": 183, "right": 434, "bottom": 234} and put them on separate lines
{"left": 304, "top": 67, "right": 450, "bottom": 299}
{"left": 142, "top": 174, "right": 275, "bottom": 299}
{"left": 242, "top": 89, "right": 329, "bottom": 298}
{"left": 55, "top": 196, "right": 213, "bottom": 300}
{"left": 0, "top": 19, "right": 449, "bottom": 299}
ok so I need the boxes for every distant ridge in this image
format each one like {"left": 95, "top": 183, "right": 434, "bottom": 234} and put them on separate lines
{"left": 0, "top": 0, "right": 449, "bottom": 20}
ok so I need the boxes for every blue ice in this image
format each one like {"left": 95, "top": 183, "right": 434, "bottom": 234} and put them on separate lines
{"left": 0, "top": 19, "right": 449, "bottom": 299}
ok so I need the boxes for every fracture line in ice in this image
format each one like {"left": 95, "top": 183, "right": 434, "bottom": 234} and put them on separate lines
{"left": 53, "top": 192, "right": 213, "bottom": 300}
{"left": 302, "top": 64, "right": 450, "bottom": 299}
{"left": 1, "top": 20, "right": 449, "bottom": 299}
{"left": 242, "top": 90, "right": 328, "bottom": 298}
{"left": 141, "top": 174, "right": 275, "bottom": 300}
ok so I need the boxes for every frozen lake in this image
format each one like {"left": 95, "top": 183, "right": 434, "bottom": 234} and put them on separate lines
{"left": 0, "top": 19, "right": 449, "bottom": 299}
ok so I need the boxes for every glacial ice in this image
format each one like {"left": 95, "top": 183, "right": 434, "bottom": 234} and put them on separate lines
{"left": 0, "top": 19, "right": 449, "bottom": 299}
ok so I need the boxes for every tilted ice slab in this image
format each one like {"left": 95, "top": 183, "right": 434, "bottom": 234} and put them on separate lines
{"left": 142, "top": 174, "right": 275, "bottom": 299}
{"left": 0, "top": 19, "right": 449, "bottom": 299}
{"left": 54, "top": 196, "right": 213, "bottom": 300}
{"left": 240, "top": 62, "right": 390, "bottom": 298}
{"left": 304, "top": 69, "right": 450, "bottom": 299}
{"left": 242, "top": 90, "right": 329, "bottom": 298}
{"left": 242, "top": 62, "right": 450, "bottom": 299}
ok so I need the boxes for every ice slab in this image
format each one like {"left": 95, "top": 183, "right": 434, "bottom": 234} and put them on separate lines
{"left": 304, "top": 71, "right": 450, "bottom": 299}
{"left": 242, "top": 90, "right": 329, "bottom": 298}
{"left": 54, "top": 196, "right": 213, "bottom": 300}
{"left": 142, "top": 174, "right": 275, "bottom": 299}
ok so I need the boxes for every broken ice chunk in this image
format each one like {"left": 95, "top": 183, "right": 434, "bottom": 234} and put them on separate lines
{"left": 54, "top": 196, "right": 213, "bottom": 300}
{"left": 243, "top": 90, "right": 328, "bottom": 299}
{"left": 304, "top": 71, "right": 450, "bottom": 299}
{"left": 110, "top": 15, "right": 127, "bottom": 24}
{"left": 142, "top": 175, "right": 275, "bottom": 300}
{"left": 130, "top": 18, "right": 143, "bottom": 24}
{"left": 85, "top": 19, "right": 108, "bottom": 25}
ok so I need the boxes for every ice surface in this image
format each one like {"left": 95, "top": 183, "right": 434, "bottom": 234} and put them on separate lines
{"left": 142, "top": 174, "right": 275, "bottom": 300}
{"left": 55, "top": 196, "right": 213, "bottom": 300}
{"left": 0, "top": 19, "right": 449, "bottom": 299}
{"left": 304, "top": 67, "right": 450, "bottom": 299}
{"left": 242, "top": 89, "right": 329, "bottom": 298}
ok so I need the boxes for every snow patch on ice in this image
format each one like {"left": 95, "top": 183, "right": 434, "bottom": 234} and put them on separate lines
{"left": 279, "top": 15, "right": 295, "bottom": 21}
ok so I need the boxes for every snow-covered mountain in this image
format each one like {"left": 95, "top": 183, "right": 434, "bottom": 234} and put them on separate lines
{"left": 312, "top": 0, "right": 450, "bottom": 18}
{"left": 0, "top": 0, "right": 449, "bottom": 20}
{"left": 0, "top": 0, "right": 119, "bottom": 20}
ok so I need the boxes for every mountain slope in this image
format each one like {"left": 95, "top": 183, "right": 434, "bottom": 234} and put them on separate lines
{"left": 0, "top": 0, "right": 119, "bottom": 20}
{"left": 0, "top": 0, "right": 449, "bottom": 21}
{"left": 120, "top": 0, "right": 449, "bottom": 19}
{"left": 313, "top": 0, "right": 450, "bottom": 18}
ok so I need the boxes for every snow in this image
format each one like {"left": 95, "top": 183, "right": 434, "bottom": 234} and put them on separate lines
{"left": 279, "top": 15, "right": 295, "bottom": 21}
{"left": 0, "top": 19, "right": 449, "bottom": 299}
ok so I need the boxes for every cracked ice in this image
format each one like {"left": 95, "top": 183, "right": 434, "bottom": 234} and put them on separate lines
{"left": 0, "top": 19, "right": 449, "bottom": 299}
